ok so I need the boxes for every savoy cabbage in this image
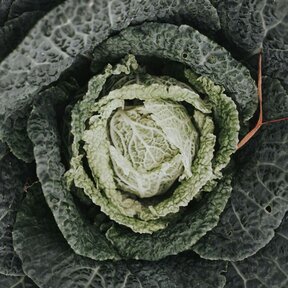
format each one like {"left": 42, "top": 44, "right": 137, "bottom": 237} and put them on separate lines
{"left": 0, "top": 0, "right": 288, "bottom": 287}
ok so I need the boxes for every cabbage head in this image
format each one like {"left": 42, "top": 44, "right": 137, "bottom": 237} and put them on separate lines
{"left": 0, "top": 1, "right": 288, "bottom": 288}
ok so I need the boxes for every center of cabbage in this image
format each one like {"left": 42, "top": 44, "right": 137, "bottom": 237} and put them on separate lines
{"left": 108, "top": 100, "right": 198, "bottom": 198}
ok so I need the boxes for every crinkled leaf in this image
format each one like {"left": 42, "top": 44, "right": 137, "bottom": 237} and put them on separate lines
{"left": 0, "top": 140, "right": 8, "bottom": 160}
{"left": 0, "top": 154, "right": 27, "bottom": 276}
{"left": 68, "top": 57, "right": 219, "bottom": 234}
{"left": 224, "top": 213, "right": 288, "bottom": 288}
{"left": 218, "top": 0, "right": 288, "bottom": 54}
{"left": 92, "top": 22, "right": 257, "bottom": 124}
{"left": 0, "top": 0, "right": 219, "bottom": 158}
{"left": 2, "top": 105, "right": 34, "bottom": 163}
{"left": 27, "top": 88, "right": 119, "bottom": 261}
{"left": 74, "top": 97, "right": 216, "bottom": 233}
{"left": 13, "top": 183, "right": 227, "bottom": 288}
{"left": 67, "top": 58, "right": 173, "bottom": 233}
{"left": 0, "top": 274, "right": 37, "bottom": 288}
{"left": 0, "top": 0, "right": 64, "bottom": 62}
{"left": 185, "top": 71, "right": 240, "bottom": 178}
{"left": 262, "top": 77, "right": 288, "bottom": 121}
{"left": 193, "top": 121, "right": 288, "bottom": 261}
{"left": 144, "top": 100, "right": 198, "bottom": 180}
{"left": 217, "top": 0, "right": 288, "bottom": 89}
{"left": 106, "top": 175, "right": 232, "bottom": 260}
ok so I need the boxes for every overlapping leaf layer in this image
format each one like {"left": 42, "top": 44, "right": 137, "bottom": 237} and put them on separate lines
{"left": 0, "top": 1, "right": 287, "bottom": 287}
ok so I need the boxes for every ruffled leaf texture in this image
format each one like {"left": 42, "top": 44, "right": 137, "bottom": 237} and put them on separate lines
{"left": 0, "top": 0, "right": 220, "bottom": 161}
{"left": 0, "top": 154, "right": 27, "bottom": 276}
{"left": 0, "top": 274, "right": 37, "bottom": 288}
{"left": 28, "top": 61, "right": 227, "bottom": 260}
{"left": 92, "top": 22, "right": 257, "bottom": 125}
{"left": 26, "top": 49, "right": 242, "bottom": 260}
{"left": 0, "top": 0, "right": 64, "bottom": 62}
{"left": 193, "top": 120, "right": 288, "bottom": 261}
{"left": 27, "top": 85, "right": 120, "bottom": 261}
{"left": 0, "top": 0, "right": 287, "bottom": 287}
{"left": 13, "top": 183, "right": 227, "bottom": 288}
{"left": 66, "top": 55, "right": 236, "bottom": 234}
{"left": 224, "top": 212, "right": 288, "bottom": 288}
{"left": 216, "top": 0, "right": 288, "bottom": 91}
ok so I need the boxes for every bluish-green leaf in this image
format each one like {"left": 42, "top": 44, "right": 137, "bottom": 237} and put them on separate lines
{"left": 27, "top": 88, "right": 120, "bottom": 261}
{"left": 0, "top": 154, "right": 27, "bottom": 276}
{"left": 193, "top": 121, "right": 288, "bottom": 261}
{"left": 0, "top": 0, "right": 220, "bottom": 159}
{"left": 0, "top": 274, "right": 37, "bottom": 288}
{"left": 224, "top": 213, "right": 288, "bottom": 288}
{"left": 13, "top": 183, "right": 228, "bottom": 288}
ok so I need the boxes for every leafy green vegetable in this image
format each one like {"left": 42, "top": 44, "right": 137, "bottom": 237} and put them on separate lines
{"left": 0, "top": 274, "right": 37, "bottom": 288}
{"left": 13, "top": 183, "right": 227, "bottom": 288}
{"left": 193, "top": 121, "right": 288, "bottom": 261}
{"left": 225, "top": 212, "right": 288, "bottom": 288}
{"left": 0, "top": 0, "right": 287, "bottom": 287}
{"left": 106, "top": 175, "right": 232, "bottom": 260}
{"left": 0, "top": 154, "right": 27, "bottom": 276}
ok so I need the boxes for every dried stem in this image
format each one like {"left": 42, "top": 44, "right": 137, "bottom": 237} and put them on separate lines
{"left": 237, "top": 50, "right": 288, "bottom": 149}
{"left": 237, "top": 50, "right": 263, "bottom": 149}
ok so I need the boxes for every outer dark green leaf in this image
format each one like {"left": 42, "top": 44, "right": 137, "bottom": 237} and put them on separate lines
{"left": 0, "top": 0, "right": 64, "bottom": 62}
{"left": 218, "top": 0, "right": 288, "bottom": 54}
{"left": 193, "top": 121, "right": 288, "bottom": 261}
{"left": 92, "top": 22, "right": 257, "bottom": 124}
{"left": 0, "top": 154, "right": 26, "bottom": 276}
{"left": 0, "top": 274, "right": 37, "bottom": 288}
{"left": 27, "top": 88, "right": 120, "bottom": 261}
{"left": 0, "top": 140, "right": 8, "bottom": 160}
{"left": 1, "top": 105, "right": 34, "bottom": 163}
{"left": 0, "top": 0, "right": 219, "bottom": 160}
{"left": 224, "top": 213, "right": 288, "bottom": 288}
{"left": 217, "top": 0, "right": 288, "bottom": 89}
{"left": 262, "top": 77, "right": 288, "bottom": 121}
{"left": 13, "top": 183, "right": 228, "bottom": 288}
{"left": 264, "top": 45, "right": 288, "bottom": 91}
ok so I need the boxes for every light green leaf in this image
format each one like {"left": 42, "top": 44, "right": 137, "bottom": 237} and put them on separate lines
{"left": 144, "top": 100, "right": 198, "bottom": 180}
{"left": 68, "top": 57, "right": 218, "bottom": 233}
{"left": 185, "top": 70, "right": 240, "bottom": 179}
{"left": 106, "top": 175, "right": 232, "bottom": 260}
{"left": 92, "top": 22, "right": 257, "bottom": 124}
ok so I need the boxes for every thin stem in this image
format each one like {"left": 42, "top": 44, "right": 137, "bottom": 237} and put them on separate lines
{"left": 237, "top": 50, "right": 263, "bottom": 149}
{"left": 263, "top": 117, "right": 288, "bottom": 125}
{"left": 237, "top": 50, "right": 288, "bottom": 149}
